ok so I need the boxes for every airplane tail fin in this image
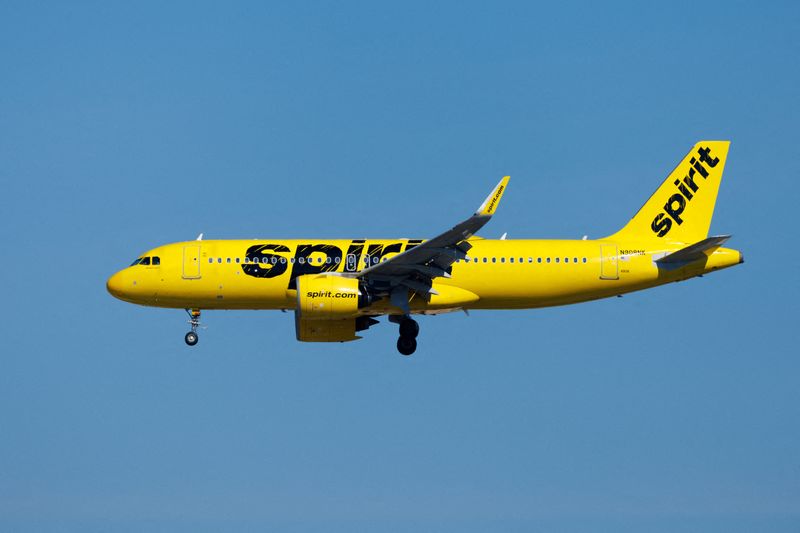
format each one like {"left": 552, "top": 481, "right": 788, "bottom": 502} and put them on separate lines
{"left": 607, "top": 141, "right": 730, "bottom": 244}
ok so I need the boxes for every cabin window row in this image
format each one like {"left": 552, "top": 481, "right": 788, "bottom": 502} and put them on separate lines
{"left": 458, "top": 257, "right": 588, "bottom": 264}
{"left": 208, "top": 256, "right": 344, "bottom": 265}
{"left": 205, "top": 255, "right": 588, "bottom": 265}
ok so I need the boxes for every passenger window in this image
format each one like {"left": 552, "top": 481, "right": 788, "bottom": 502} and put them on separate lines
{"left": 140, "top": 257, "right": 151, "bottom": 265}
{"left": 573, "top": 257, "right": 578, "bottom": 263}
{"left": 235, "top": 258, "right": 240, "bottom": 264}
{"left": 483, "top": 257, "right": 488, "bottom": 263}
{"left": 280, "top": 257, "right": 287, "bottom": 264}
{"left": 208, "top": 258, "right": 213, "bottom": 264}
{"left": 152, "top": 256, "right": 160, "bottom": 265}
{"left": 335, "top": 257, "right": 341, "bottom": 264}
{"left": 564, "top": 257, "right": 569, "bottom": 263}
{"left": 528, "top": 257, "right": 532, "bottom": 263}
{"left": 492, "top": 258, "right": 496, "bottom": 263}
{"left": 583, "top": 257, "right": 587, "bottom": 263}
{"left": 546, "top": 258, "right": 551, "bottom": 263}
{"left": 226, "top": 258, "right": 231, "bottom": 264}
{"left": 555, "top": 258, "right": 560, "bottom": 263}
{"left": 326, "top": 257, "right": 331, "bottom": 264}
{"left": 509, "top": 257, "right": 514, "bottom": 263}
{"left": 500, "top": 257, "right": 505, "bottom": 263}
{"left": 290, "top": 258, "right": 295, "bottom": 264}
{"left": 217, "top": 258, "right": 222, "bottom": 263}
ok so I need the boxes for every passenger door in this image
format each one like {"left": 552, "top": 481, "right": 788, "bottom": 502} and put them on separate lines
{"left": 600, "top": 244, "right": 619, "bottom": 280}
{"left": 182, "top": 245, "right": 201, "bottom": 279}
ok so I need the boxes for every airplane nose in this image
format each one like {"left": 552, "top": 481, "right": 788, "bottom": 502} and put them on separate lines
{"left": 106, "top": 271, "right": 125, "bottom": 299}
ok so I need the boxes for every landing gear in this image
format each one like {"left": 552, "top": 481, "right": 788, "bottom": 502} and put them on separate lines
{"left": 397, "top": 335, "right": 417, "bottom": 356}
{"left": 394, "top": 316, "right": 419, "bottom": 356}
{"left": 185, "top": 331, "right": 198, "bottom": 346}
{"left": 185, "top": 308, "right": 202, "bottom": 346}
{"left": 399, "top": 317, "right": 419, "bottom": 338}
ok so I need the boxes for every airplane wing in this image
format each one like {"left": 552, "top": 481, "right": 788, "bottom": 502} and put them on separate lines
{"left": 351, "top": 176, "right": 509, "bottom": 313}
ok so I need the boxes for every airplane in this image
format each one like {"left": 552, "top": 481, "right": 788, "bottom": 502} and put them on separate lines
{"left": 107, "top": 141, "right": 743, "bottom": 355}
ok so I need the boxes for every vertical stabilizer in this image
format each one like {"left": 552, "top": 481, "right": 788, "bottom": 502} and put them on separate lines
{"left": 607, "top": 141, "right": 730, "bottom": 244}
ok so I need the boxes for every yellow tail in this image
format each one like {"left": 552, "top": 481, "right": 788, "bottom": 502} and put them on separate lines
{"left": 607, "top": 141, "right": 730, "bottom": 244}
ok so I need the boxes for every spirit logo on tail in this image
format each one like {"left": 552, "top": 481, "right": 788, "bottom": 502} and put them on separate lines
{"left": 651, "top": 146, "right": 720, "bottom": 237}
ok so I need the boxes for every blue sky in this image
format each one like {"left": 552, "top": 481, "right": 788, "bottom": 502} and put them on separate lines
{"left": 1, "top": 2, "right": 798, "bottom": 531}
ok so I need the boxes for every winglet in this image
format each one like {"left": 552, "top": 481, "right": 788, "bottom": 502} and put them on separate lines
{"left": 475, "top": 176, "right": 510, "bottom": 217}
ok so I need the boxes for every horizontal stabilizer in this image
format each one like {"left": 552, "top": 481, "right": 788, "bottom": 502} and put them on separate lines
{"left": 656, "top": 235, "right": 731, "bottom": 264}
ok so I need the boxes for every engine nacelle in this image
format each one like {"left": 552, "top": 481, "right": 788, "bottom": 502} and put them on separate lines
{"left": 296, "top": 273, "right": 363, "bottom": 319}
{"left": 295, "top": 316, "right": 359, "bottom": 342}
{"left": 294, "top": 315, "right": 380, "bottom": 342}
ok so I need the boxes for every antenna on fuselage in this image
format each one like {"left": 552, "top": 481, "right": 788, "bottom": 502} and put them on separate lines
{"left": 196, "top": 233, "right": 204, "bottom": 241}
{"left": 500, "top": 232, "right": 507, "bottom": 240}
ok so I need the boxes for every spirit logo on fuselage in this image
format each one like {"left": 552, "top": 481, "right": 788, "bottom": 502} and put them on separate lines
{"left": 242, "top": 239, "right": 423, "bottom": 289}
{"left": 651, "top": 146, "right": 720, "bottom": 237}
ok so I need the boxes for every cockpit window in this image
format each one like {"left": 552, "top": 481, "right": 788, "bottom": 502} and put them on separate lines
{"left": 152, "top": 256, "right": 161, "bottom": 265}
{"left": 140, "top": 257, "right": 151, "bottom": 266}
{"left": 130, "top": 258, "right": 141, "bottom": 266}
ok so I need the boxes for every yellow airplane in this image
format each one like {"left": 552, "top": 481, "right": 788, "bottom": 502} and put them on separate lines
{"left": 107, "top": 141, "right": 743, "bottom": 355}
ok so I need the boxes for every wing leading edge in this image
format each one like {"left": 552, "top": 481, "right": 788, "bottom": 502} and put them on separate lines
{"left": 351, "top": 176, "right": 510, "bottom": 313}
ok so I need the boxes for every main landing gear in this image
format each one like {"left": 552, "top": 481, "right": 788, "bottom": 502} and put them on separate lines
{"left": 393, "top": 316, "right": 419, "bottom": 356}
{"left": 185, "top": 308, "right": 201, "bottom": 346}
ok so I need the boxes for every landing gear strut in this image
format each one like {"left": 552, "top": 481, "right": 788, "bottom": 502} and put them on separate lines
{"left": 395, "top": 316, "right": 419, "bottom": 356}
{"left": 185, "top": 308, "right": 201, "bottom": 346}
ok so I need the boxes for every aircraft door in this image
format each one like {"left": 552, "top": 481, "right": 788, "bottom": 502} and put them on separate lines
{"left": 600, "top": 244, "right": 619, "bottom": 280}
{"left": 182, "top": 245, "right": 202, "bottom": 279}
{"left": 346, "top": 254, "right": 357, "bottom": 272}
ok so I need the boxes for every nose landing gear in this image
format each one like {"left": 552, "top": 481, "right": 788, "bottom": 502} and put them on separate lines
{"left": 394, "top": 316, "right": 419, "bottom": 356}
{"left": 185, "top": 308, "right": 202, "bottom": 346}
{"left": 185, "top": 331, "right": 198, "bottom": 346}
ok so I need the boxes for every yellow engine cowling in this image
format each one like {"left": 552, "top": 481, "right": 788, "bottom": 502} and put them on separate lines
{"left": 296, "top": 274, "right": 362, "bottom": 319}
{"left": 294, "top": 274, "right": 377, "bottom": 342}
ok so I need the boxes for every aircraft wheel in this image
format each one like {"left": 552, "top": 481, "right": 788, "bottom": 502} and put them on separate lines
{"left": 397, "top": 336, "right": 417, "bottom": 356}
{"left": 399, "top": 318, "right": 419, "bottom": 338}
{"left": 185, "top": 331, "right": 199, "bottom": 346}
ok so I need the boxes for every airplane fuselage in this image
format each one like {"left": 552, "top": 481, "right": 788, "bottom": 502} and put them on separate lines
{"left": 107, "top": 237, "right": 743, "bottom": 313}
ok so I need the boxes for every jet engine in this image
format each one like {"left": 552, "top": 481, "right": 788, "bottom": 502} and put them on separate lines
{"left": 294, "top": 274, "right": 378, "bottom": 342}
